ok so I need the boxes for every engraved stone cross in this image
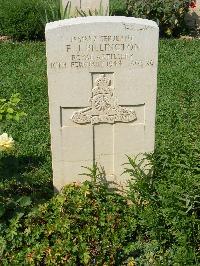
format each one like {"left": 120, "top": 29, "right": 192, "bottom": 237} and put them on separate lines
{"left": 64, "top": 73, "right": 138, "bottom": 182}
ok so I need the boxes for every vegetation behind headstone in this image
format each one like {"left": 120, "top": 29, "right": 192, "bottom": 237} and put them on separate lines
{"left": 126, "top": 0, "right": 191, "bottom": 37}
{"left": 0, "top": 0, "right": 196, "bottom": 41}
{"left": 0, "top": 0, "right": 45, "bottom": 41}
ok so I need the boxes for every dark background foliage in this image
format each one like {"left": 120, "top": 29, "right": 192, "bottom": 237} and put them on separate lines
{"left": 0, "top": 0, "right": 193, "bottom": 40}
{"left": 126, "top": 0, "right": 191, "bottom": 36}
{"left": 0, "top": 0, "right": 45, "bottom": 41}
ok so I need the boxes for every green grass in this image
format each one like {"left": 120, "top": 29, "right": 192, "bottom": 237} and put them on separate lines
{"left": 0, "top": 42, "right": 53, "bottom": 212}
{"left": 157, "top": 40, "right": 200, "bottom": 177}
{"left": 0, "top": 39, "right": 199, "bottom": 210}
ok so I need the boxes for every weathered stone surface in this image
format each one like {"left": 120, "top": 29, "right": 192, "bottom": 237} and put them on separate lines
{"left": 62, "top": 0, "right": 109, "bottom": 16}
{"left": 45, "top": 16, "right": 159, "bottom": 191}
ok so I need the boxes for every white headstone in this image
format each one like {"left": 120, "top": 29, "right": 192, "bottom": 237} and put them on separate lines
{"left": 62, "top": 0, "right": 109, "bottom": 15}
{"left": 45, "top": 17, "right": 159, "bottom": 191}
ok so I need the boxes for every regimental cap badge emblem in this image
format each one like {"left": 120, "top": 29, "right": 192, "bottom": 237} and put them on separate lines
{"left": 92, "top": 74, "right": 113, "bottom": 96}
{"left": 71, "top": 74, "right": 137, "bottom": 125}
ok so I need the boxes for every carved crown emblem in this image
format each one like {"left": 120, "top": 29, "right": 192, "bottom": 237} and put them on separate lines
{"left": 71, "top": 74, "right": 137, "bottom": 125}
{"left": 92, "top": 74, "right": 113, "bottom": 97}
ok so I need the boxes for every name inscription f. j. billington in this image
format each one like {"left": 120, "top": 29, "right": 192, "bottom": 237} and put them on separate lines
{"left": 71, "top": 74, "right": 137, "bottom": 125}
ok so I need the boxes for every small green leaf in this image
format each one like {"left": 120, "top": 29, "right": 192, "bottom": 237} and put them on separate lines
{"left": 7, "top": 108, "right": 14, "bottom": 114}
{"left": 6, "top": 114, "right": 13, "bottom": 120}
{"left": 14, "top": 114, "right": 20, "bottom": 122}
{"left": 0, "top": 99, "right": 6, "bottom": 103}
{"left": 83, "top": 252, "right": 90, "bottom": 264}
{"left": 0, "top": 203, "right": 5, "bottom": 217}
{"left": 19, "top": 111, "right": 27, "bottom": 117}
{"left": 17, "top": 196, "right": 32, "bottom": 207}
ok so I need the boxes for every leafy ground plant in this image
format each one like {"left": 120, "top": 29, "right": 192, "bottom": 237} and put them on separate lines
{"left": 125, "top": 153, "right": 200, "bottom": 265}
{"left": 0, "top": 93, "right": 26, "bottom": 125}
{"left": 122, "top": 39, "right": 200, "bottom": 264}
{"left": 1, "top": 180, "right": 137, "bottom": 265}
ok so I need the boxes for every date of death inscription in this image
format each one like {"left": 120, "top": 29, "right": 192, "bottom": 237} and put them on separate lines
{"left": 49, "top": 35, "right": 155, "bottom": 70}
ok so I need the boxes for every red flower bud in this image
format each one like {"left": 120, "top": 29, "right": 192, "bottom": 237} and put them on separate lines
{"left": 189, "top": 1, "right": 197, "bottom": 8}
